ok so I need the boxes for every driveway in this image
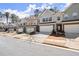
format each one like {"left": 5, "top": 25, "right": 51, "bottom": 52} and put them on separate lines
{"left": 0, "top": 36, "right": 79, "bottom": 56}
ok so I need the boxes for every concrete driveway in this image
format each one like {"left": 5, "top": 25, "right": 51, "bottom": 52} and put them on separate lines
{"left": 0, "top": 36, "right": 79, "bottom": 56}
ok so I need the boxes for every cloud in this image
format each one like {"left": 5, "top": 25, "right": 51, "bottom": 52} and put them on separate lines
{"left": 1, "top": 4, "right": 38, "bottom": 18}
{"left": 65, "top": 3, "right": 72, "bottom": 8}
{"left": 39, "top": 3, "right": 72, "bottom": 12}
{"left": 39, "top": 3, "right": 51, "bottom": 10}
{"left": 1, "top": 3, "right": 71, "bottom": 19}
{"left": 24, "top": 3, "right": 52, "bottom": 15}
{"left": 2, "top": 9, "right": 30, "bottom": 18}
{"left": 24, "top": 4, "right": 37, "bottom": 15}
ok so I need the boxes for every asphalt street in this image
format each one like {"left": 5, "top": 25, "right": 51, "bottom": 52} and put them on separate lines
{"left": 0, "top": 36, "right": 79, "bottom": 56}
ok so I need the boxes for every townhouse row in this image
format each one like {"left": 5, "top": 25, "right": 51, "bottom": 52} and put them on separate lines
{"left": 20, "top": 3, "right": 79, "bottom": 38}
{"left": 0, "top": 3, "right": 75, "bottom": 38}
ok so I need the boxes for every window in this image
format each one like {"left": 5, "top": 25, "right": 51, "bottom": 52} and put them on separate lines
{"left": 49, "top": 17, "right": 52, "bottom": 21}
{"left": 0, "top": 15, "right": 2, "bottom": 18}
{"left": 21, "top": 24, "right": 22, "bottom": 26}
{"left": 43, "top": 18, "right": 45, "bottom": 22}
{"left": 23, "top": 23, "right": 25, "bottom": 25}
{"left": 64, "top": 14, "right": 69, "bottom": 19}
{"left": 43, "top": 18, "right": 50, "bottom": 22}
{"left": 57, "top": 17, "right": 60, "bottom": 21}
{"left": 45, "top": 18, "right": 48, "bottom": 21}
{"left": 72, "top": 12, "right": 78, "bottom": 17}
{"left": 33, "top": 23, "right": 36, "bottom": 25}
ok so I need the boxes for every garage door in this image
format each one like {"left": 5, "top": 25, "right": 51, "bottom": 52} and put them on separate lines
{"left": 40, "top": 25, "right": 53, "bottom": 34}
{"left": 64, "top": 24, "right": 79, "bottom": 33}
{"left": 26, "top": 27, "right": 35, "bottom": 33}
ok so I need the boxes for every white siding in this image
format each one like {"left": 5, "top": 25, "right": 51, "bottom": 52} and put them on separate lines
{"left": 40, "top": 25, "right": 53, "bottom": 34}
{"left": 64, "top": 24, "right": 79, "bottom": 33}
{"left": 39, "top": 9, "right": 55, "bottom": 23}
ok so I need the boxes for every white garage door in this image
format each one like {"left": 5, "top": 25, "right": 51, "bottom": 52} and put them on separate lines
{"left": 40, "top": 25, "right": 53, "bottom": 34}
{"left": 64, "top": 24, "right": 79, "bottom": 33}
{"left": 27, "top": 27, "right": 35, "bottom": 33}
{"left": 17, "top": 27, "right": 23, "bottom": 32}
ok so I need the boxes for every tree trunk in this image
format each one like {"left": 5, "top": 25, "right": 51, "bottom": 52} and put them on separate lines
{"left": 7, "top": 18, "right": 8, "bottom": 23}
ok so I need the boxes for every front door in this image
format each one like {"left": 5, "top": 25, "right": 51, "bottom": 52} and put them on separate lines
{"left": 56, "top": 24, "right": 62, "bottom": 32}
{"left": 36, "top": 25, "right": 40, "bottom": 32}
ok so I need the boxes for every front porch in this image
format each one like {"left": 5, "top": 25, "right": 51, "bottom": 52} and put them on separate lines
{"left": 50, "top": 23, "right": 65, "bottom": 37}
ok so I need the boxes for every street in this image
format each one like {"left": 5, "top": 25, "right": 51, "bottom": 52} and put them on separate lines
{"left": 0, "top": 36, "right": 79, "bottom": 56}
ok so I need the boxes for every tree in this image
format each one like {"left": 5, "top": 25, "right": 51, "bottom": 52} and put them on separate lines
{"left": 11, "top": 14, "right": 16, "bottom": 23}
{"left": 34, "top": 9, "right": 40, "bottom": 17}
{"left": 0, "top": 12, "right": 2, "bottom": 15}
{"left": 5, "top": 12, "right": 9, "bottom": 23}
{"left": 15, "top": 16, "right": 19, "bottom": 22}
{"left": 53, "top": 7, "right": 59, "bottom": 13}
{"left": 0, "top": 12, "right": 2, "bottom": 18}
{"left": 49, "top": 8, "right": 55, "bottom": 12}
{"left": 49, "top": 7, "right": 59, "bottom": 13}
{"left": 11, "top": 14, "right": 19, "bottom": 23}
{"left": 34, "top": 9, "right": 40, "bottom": 32}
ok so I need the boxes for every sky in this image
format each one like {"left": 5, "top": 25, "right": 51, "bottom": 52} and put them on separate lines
{"left": 0, "top": 3, "right": 71, "bottom": 18}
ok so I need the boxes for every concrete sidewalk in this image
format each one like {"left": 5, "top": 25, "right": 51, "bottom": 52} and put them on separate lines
{"left": 43, "top": 36, "right": 66, "bottom": 47}
{"left": 43, "top": 35, "right": 79, "bottom": 50}
{"left": 0, "top": 32, "right": 30, "bottom": 41}
{"left": 0, "top": 32, "right": 49, "bottom": 42}
{"left": 32, "top": 33, "right": 49, "bottom": 43}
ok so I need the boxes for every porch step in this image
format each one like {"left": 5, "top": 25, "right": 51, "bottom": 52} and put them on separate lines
{"left": 50, "top": 32, "right": 65, "bottom": 37}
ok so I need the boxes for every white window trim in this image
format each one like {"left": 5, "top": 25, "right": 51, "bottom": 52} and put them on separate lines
{"left": 64, "top": 14, "right": 69, "bottom": 19}
{"left": 72, "top": 12, "right": 78, "bottom": 17}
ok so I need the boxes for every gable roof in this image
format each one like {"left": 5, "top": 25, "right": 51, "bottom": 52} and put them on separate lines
{"left": 62, "top": 3, "right": 79, "bottom": 22}
{"left": 25, "top": 15, "right": 37, "bottom": 25}
{"left": 63, "top": 3, "right": 77, "bottom": 13}
{"left": 38, "top": 9, "right": 55, "bottom": 17}
{"left": 62, "top": 4, "right": 72, "bottom": 12}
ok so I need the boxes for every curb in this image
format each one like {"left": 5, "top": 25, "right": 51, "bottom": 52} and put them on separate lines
{"left": 43, "top": 42, "right": 79, "bottom": 53}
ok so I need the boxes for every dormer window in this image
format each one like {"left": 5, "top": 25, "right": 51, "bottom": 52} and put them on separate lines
{"left": 49, "top": 17, "right": 52, "bottom": 21}
{"left": 43, "top": 18, "right": 45, "bottom": 22}
{"left": 57, "top": 17, "right": 60, "bottom": 21}
{"left": 72, "top": 12, "right": 78, "bottom": 17}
